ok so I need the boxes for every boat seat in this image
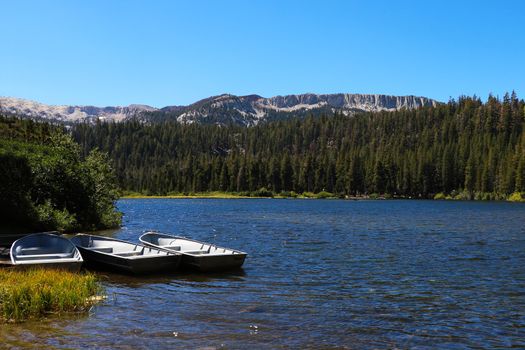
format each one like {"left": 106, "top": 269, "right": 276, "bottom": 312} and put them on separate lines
{"left": 16, "top": 253, "right": 74, "bottom": 260}
{"left": 20, "top": 247, "right": 59, "bottom": 255}
{"left": 88, "top": 247, "right": 114, "bottom": 253}
{"left": 159, "top": 245, "right": 181, "bottom": 251}
{"left": 185, "top": 250, "right": 209, "bottom": 255}
{"left": 115, "top": 251, "right": 142, "bottom": 257}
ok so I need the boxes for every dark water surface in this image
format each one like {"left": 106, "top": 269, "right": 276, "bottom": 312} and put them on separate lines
{"left": 2, "top": 199, "right": 525, "bottom": 349}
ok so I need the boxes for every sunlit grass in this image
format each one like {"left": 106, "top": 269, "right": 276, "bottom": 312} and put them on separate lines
{"left": 121, "top": 191, "right": 263, "bottom": 199}
{"left": 121, "top": 190, "right": 342, "bottom": 199}
{"left": 0, "top": 268, "right": 102, "bottom": 323}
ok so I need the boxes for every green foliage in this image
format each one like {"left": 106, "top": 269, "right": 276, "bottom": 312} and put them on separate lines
{"left": 34, "top": 200, "right": 76, "bottom": 232}
{"left": 0, "top": 268, "right": 101, "bottom": 322}
{"left": 453, "top": 191, "right": 473, "bottom": 201}
{"left": 279, "top": 191, "right": 299, "bottom": 198}
{"left": 0, "top": 151, "right": 37, "bottom": 230}
{"left": 434, "top": 192, "right": 447, "bottom": 200}
{"left": 301, "top": 192, "right": 316, "bottom": 198}
{"left": 83, "top": 150, "right": 122, "bottom": 228}
{"left": 0, "top": 116, "right": 121, "bottom": 232}
{"left": 253, "top": 187, "right": 273, "bottom": 197}
{"left": 507, "top": 192, "right": 525, "bottom": 202}
{"left": 316, "top": 191, "right": 334, "bottom": 199}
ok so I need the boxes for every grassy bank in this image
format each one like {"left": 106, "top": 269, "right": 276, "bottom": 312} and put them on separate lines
{"left": 0, "top": 268, "right": 102, "bottom": 323}
{"left": 121, "top": 189, "right": 343, "bottom": 199}
{"left": 121, "top": 190, "right": 389, "bottom": 200}
{"left": 122, "top": 191, "right": 258, "bottom": 199}
{"left": 122, "top": 189, "right": 525, "bottom": 202}
{"left": 434, "top": 191, "right": 525, "bottom": 202}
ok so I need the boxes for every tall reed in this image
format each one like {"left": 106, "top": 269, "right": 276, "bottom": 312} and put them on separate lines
{"left": 0, "top": 268, "right": 101, "bottom": 322}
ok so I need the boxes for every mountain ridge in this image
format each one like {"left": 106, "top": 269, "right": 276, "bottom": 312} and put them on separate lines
{"left": 0, "top": 93, "right": 439, "bottom": 126}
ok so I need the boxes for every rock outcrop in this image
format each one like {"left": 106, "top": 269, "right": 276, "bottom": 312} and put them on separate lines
{"left": 0, "top": 93, "right": 439, "bottom": 126}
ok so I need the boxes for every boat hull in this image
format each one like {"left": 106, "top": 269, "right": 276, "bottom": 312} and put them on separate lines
{"left": 181, "top": 253, "right": 247, "bottom": 272}
{"left": 77, "top": 246, "right": 180, "bottom": 274}
{"left": 71, "top": 234, "right": 182, "bottom": 275}
{"left": 10, "top": 260, "right": 83, "bottom": 273}
{"left": 10, "top": 233, "right": 83, "bottom": 272}
{"left": 140, "top": 232, "right": 247, "bottom": 272}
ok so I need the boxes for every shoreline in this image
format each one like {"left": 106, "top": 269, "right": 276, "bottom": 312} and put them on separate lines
{"left": 121, "top": 191, "right": 365, "bottom": 200}
{"left": 120, "top": 193, "right": 525, "bottom": 202}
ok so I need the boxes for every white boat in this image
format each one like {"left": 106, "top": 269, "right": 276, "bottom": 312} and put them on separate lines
{"left": 71, "top": 234, "right": 181, "bottom": 274}
{"left": 10, "top": 233, "right": 83, "bottom": 272}
{"left": 139, "top": 232, "right": 247, "bottom": 272}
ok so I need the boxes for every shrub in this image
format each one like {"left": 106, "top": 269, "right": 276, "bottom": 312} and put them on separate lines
{"left": 454, "top": 190, "right": 472, "bottom": 200}
{"left": 433, "top": 192, "right": 446, "bottom": 200}
{"left": 316, "top": 191, "right": 334, "bottom": 199}
{"left": 35, "top": 200, "right": 77, "bottom": 232}
{"left": 508, "top": 192, "right": 525, "bottom": 202}
{"left": 253, "top": 187, "right": 273, "bottom": 197}
{"left": 0, "top": 133, "right": 122, "bottom": 232}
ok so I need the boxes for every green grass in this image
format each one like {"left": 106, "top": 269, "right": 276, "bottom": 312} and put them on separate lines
{"left": 0, "top": 268, "right": 102, "bottom": 323}
{"left": 121, "top": 190, "right": 344, "bottom": 199}
{"left": 434, "top": 191, "right": 525, "bottom": 202}
{"left": 122, "top": 191, "right": 260, "bottom": 199}
{"left": 122, "top": 190, "right": 525, "bottom": 202}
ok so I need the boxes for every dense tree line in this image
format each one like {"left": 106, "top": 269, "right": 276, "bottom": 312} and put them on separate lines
{"left": 71, "top": 93, "right": 525, "bottom": 198}
{"left": 0, "top": 116, "right": 121, "bottom": 232}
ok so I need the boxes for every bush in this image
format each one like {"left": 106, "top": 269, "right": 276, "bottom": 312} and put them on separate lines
{"left": 508, "top": 192, "right": 525, "bottom": 202}
{"left": 433, "top": 192, "right": 446, "bottom": 200}
{"left": 253, "top": 187, "right": 273, "bottom": 197}
{"left": 454, "top": 190, "right": 472, "bottom": 200}
{"left": 279, "top": 191, "right": 298, "bottom": 198}
{"left": 316, "top": 191, "right": 334, "bottom": 199}
{"left": 301, "top": 192, "right": 316, "bottom": 198}
{"left": 35, "top": 200, "right": 77, "bottom": 232}
{"left": 0, "top": 133, "right": 121, "bottom": 232}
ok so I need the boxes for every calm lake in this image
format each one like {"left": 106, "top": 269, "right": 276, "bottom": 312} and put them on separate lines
{"left": 2, "top": 199, "right": 525, "bottom": 349}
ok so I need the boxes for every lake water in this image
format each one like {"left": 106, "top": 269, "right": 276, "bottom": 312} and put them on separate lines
{"left": 2, "top": 199, "right": 525, "bottom": 349}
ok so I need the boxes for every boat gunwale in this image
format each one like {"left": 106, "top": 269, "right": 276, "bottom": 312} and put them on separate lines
{"left": 72, "top": 233, "right": 181, "bottom": 260}
{"left": 139, "top": 231, "right": 248, "bottom": 257}
{"left": 10, "top": 232, "right": 83, "bottom": 265}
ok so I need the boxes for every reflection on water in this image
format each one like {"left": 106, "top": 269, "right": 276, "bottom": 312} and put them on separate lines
{"left": 2, "top": 199, "right": 525, "bottom": 349}
{"left": 92, "top": 269, "right": 247, "bottom": 288}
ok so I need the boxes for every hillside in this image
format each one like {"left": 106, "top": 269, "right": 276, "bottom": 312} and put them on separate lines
{"left": 71, "top": 93, "right": 525, "bottom": 199}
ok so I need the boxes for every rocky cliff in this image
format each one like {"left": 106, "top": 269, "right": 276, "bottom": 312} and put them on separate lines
{"left": 0, "top": 93, "right": 439, "bottom": 126}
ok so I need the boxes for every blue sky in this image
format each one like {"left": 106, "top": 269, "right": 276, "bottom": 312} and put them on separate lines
{"left": 1, "top": 0, "right": 524, "bottom": 107}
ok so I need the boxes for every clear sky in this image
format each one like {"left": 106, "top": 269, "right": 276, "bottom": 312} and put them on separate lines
{"left": 1, "top": 0, "right": 524, "bottom": 107}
